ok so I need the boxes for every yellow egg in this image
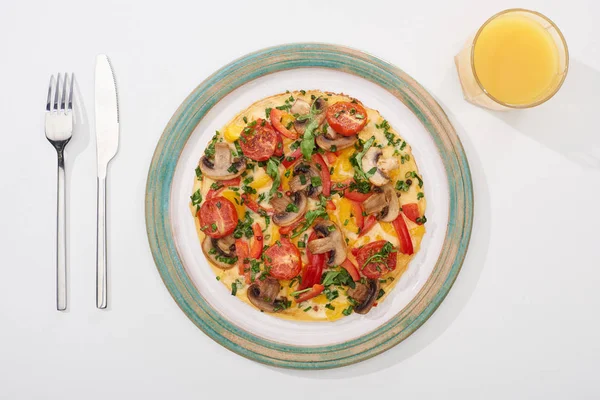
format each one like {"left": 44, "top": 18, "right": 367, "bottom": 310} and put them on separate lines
{"left": 381, "top": 221, "right": 396, "bottom": 237}
{"left": 249, "top": 174, "right": 272, "bottom": 190}
{"left": 410, "top": 224, "right": 426, "bottom": 237}
{"left": 223, "top": 123, "right": 244, "bottom": 143}
{"left": 312, "top": 294, "right": 328, "bottom": 305}
{"left": 331, "top": 148, "right": 355, "bottom": 182}
{"left": 339, "top": 197, "right": 359, "bottom": 233}
{"left": 325, "top": 300, "right": 347, "bottom": 321}
{"left": 280, "top": 112, "right": 295, "bottom": 130}
{"left": 221, "top": 190, "right": 244, "bottom": 219}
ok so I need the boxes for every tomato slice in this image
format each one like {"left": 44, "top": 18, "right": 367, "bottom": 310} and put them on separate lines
{"left": 264, "top": 237, "right": 302, "bottom": 280}
{"left": 340, "top": 259, "right": 361, "bottom": 282}
{"left": 296, "top": 284, "right": 325, "bottom": 303}
{"left": 241, "top": 194, "right": 274, "bottom": 216}
{"left": 239, "top": 119, "right": 278, "bottom": 161}
{"left": 402, "top": 203, "right": 420, "bottom": 224}
{"left": 206, "top": 177, "right": 241, "bottom": 199}
{"left": 355, "top": 240, "right": 397, "bottom": 279}
{"left": 282, "top": 148, "right": 302, "bottom": 168}
{"left": 250, "top": 223, "right": 263, "bottom": 259}
{"left": 270, "top": 108, "right": 297, "bottom": 139}
{"left": 235, "top": 239, "right": 249, "bottom": 275}
{"left": 326, "top": 102, "right": 368, "bottom": 136}
{"left": 312, "top": 153, "right": 331, "bottom": 196}
{"left": 198, "top": 196, "right": 238, "bottom": 238}
{"left": 392, "top": 214, "right": 414, "bottom": 255}
{"left": 351, "top": 201, "right": 364, "bottom": 230}
{"left": 358, "top": 215, "right": 378, "bottom": 238}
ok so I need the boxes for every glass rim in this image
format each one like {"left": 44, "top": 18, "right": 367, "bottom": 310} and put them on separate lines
{"left": 470, "top": 8, "right": 570, "bottom": 109}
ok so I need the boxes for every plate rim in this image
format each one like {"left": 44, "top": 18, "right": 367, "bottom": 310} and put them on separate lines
{"left": 145, "top": 43, "right": 474, "bottom": 369}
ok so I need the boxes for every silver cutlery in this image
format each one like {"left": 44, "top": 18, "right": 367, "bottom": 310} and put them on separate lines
{"left": 95, "top": 55, "right": 119, "bottom": 309}
{"left": 45, "top": 73, "right": 74, "bottom": 311}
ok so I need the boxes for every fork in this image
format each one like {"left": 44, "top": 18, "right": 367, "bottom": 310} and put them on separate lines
{"left": 45, "top": 73, "right": 74, "bottom": 311}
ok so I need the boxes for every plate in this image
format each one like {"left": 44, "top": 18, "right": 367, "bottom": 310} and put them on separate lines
{"left": 146, "top": 43, "right": 473, "bottom": 369}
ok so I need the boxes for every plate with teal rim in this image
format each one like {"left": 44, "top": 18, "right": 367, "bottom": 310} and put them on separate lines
{"left": 146, "top": 43, "right": 473, "bottom": 369}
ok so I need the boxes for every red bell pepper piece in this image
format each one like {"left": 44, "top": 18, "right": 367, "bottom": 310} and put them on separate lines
{"left": 312, "top": 153, "right": 331, "bottom": 196}
{"left": 358, "top": 215, "right": 378, "bottom": 238}
{"left": 241, "top": 194, "right": 274, "bottom": 216}
{"left": 296, "top": 284, "right": 325, "bottom": 303}
{"left": 278, "top": 218, "right": 304, "bottom": 235}
{"left": 341, "top": 258, "right": 361, "bottom": 282}
{"left": 392, "top": 213, "right": 414, "bottom": 255}
{"left": 206, "top": 177, "right": 241, "bottom": 199}
{"left": 351, "top": 201, "right": 364, "bottom": 230}
{"left": 300, "top": 232, "right": 326, "bottom": 289}
{"left": 282, "top": 148, "right": 301, "bottom": 168}
{"left": 273, "top": 133, "right": 284, "bottom": 157}
{"left": 324, "top": 152, "right": 337, "bottom": 164}
{"left": 326, "top": 200, "right": 336, "bottom": 211}
{"left": 269, "top": 108, "right": 297, "bottom": 139}
{"left": 235, "top": 239, "right": 249, "bottom": 276}
{"left": 249, "top": 223, "right": 263, "bottom": 259}
{"left": 402, "top": 203, "right": 421, "bottom": 224}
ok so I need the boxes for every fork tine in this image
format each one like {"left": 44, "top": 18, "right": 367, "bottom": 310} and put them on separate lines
{"left": 46, "top": 75, "right": 55, "bottom": 112}
{"left": 68, "top": 73, "right": 74, "bottom": 112}
{"left": 53, "top": 73, "right": 61, "bottom": 112}
{"left": 60, "top": 72, "right": 68, "bottom": 112}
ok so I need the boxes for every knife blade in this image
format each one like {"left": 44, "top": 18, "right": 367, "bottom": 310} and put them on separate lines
{"left": 95, "top": 54, "right": 119, "bottom": 309}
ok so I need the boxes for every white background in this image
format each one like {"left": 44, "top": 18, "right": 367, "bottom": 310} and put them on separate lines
{"left": 1, "top": 0, "right": 599, "bottom": 398}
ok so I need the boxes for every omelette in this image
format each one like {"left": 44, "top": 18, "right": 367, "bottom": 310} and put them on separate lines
{"left": 190, "top": 91, "right": 427, "bottom": 322}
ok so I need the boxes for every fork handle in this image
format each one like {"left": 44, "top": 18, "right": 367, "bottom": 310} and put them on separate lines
{"left": 96, "top": 176, "right": 108, "bottom": 309}
{"left": 56, "top": 151, "right": 67, "bottom": 311}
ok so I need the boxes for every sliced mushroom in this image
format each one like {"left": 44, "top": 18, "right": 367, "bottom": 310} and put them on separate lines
{"left": 316, "top": 132, "right": 357, "bottom": 151}
{"left": 290, "top": 163, "right": 322, "bottom": 198}
{"left": 271, "top": 191, "right": 308, "bottom": 226}
{"left": 362, "top": 184, "right": 400, "bottom": 222}
{"left": 199, "top": 142, "right": 246, "bottom": 180}
{"left": 347, "top": 279, "right": 380, "bottom": 314}
{"left": 201, "top": 236, "right": 237, "bottom": 269}
{"left": 307, "top": 220, "right": 346, "bottom": 266}
{"left": 361, "top": 147, "right": 398, "bottom": 186}
{"left": 247, "top": 278, "right": 287, "bottom": 313}
{"left": 292, "top": 97, "right": 327, "bottom": 135}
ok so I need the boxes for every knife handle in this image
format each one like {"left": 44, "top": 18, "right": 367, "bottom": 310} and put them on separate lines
{"left": 96, "top": 176, "right": 108, "bottom": 309}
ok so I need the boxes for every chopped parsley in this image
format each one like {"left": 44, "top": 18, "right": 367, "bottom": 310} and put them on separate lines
{"left": 417, "top": 192, "right": 424, "bottom": 200}
{"left": 190, "top": 189, "right": 202, "bottom": 206}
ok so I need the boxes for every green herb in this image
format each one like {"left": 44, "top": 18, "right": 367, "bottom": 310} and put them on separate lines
{"left": 265, "top": 107, "right": 272, "bottom": 119}
{"left": 395, "top": 180, "right": 411, "bottom": 192}
{"left": 325, "top": 303, "right": 335, "bottom": 310}
{"left": 361, "top": 241, "right": 397, "bottom": 271}
{"left": 266, "top": 158, "right": 281, "bottom": 200}
{"left": 343, "top": 219, "right": 349, "bottom": 226}
{"left": 417, "top": 192, "right": 424, "bottom": 200}
{"left": 195, "top": 166, "right": 203, "bottom": 180}
{"left": 227, "top": 165, "right": 239, "bottom": 174}
{"left": 416, "top": 216, "right": 427, "bottom": 224}
{"left": 349, "top": 137, "right": 375, "bottom": 181}
{"left": 299, "top": 174, "right": 307, "bottom": 185}
{"left": 273, "top": 298, "right": 292, "bottom": 311}
{"left": 286, "top": 203, "right": 299, "bottom": 213}
{"left": 216, "top": 276, "right": 221, "bottom": 281}
{"left": 231, "top": 282, "right": 238, "bottom": 296}
{"left": 190, "top": 189, "right": 202, "bottom": 206}
{"left": 290, "top": 288, "right": 312, "bottom": 297}
{"left": 298, "top": 241, "right": 306, "bottom": 248}
{"left": 348, "top": 179, "right": 371, "bottom": 194}
{"left": 204, "top": 133, "right": 219, "bottom": 158}
{"left": 300, "top": 118, "right": 320, "bottom": 160}
{"left": 242, "top": 116, "right": 248, "bottom": 123}
{"left": 289, "top": 276, "right": 302, "bottom": 288}
{"left": 311, "top": 176, "right": 322, "bottom": 187}
{"left": 377, "top": 288, "right": 385, "bottom": 300}
{"left": 303, "top": 306, "right": 312, "bottom": 312}
{"left": 290, "top": 208, "right": 329, "bottom": 238}
{"left": 300, "top": 90, "right": 306, "bottom": 95}
{"left": 342, "top": 306, "right": 353, "bottom": 316}
{"left": 321, "top": 268, "right": 355, "bottom": 288}
{"left": 324, "top": 288, "right": 339, "bottom": 301}
{"left": 405, "top": 171, "right": 423, "bottom": 188}
{"left": 354, "top": 113, "right": 365, "bottom": 120}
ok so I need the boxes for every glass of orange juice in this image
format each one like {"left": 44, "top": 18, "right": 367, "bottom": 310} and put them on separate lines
{"left": 455, "top": 9, "right": 569, "bottom": 110}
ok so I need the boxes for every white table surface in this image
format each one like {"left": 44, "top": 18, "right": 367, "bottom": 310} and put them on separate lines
{"left": 2, "top": 0, "right": 599, "bottom": 398}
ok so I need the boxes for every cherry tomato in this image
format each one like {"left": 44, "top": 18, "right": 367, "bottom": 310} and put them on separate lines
{"left": 402, "top": 203, "right": 421, "bottom": 224}
{"left": 198, "top": 196, "right": 238, "bottom": 238}
{"left": 355, "top": 240, "right": 397, "bottom": 279}
{"left": 239, "top": 119, "right": 278, "bottom": 161}
{"left": 264, "top": 237, "right": 302, "bottom": 280}
{"left": 326, "top": 102, "right": 368, "bottom": 136}
{"left": 392, "top": 214, "right": 414, "bottom": 255}
{"left": 270, "top": 108, "right": 297, "bottom": 139}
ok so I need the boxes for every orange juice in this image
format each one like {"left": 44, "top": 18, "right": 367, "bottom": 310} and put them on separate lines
{"left": 473, "top": 13, "right": 560, "bottom": 106}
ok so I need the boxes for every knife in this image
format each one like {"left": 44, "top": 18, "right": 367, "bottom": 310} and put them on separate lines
{"left": 95, "top": 55, "right": 119, "bottom": 309}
